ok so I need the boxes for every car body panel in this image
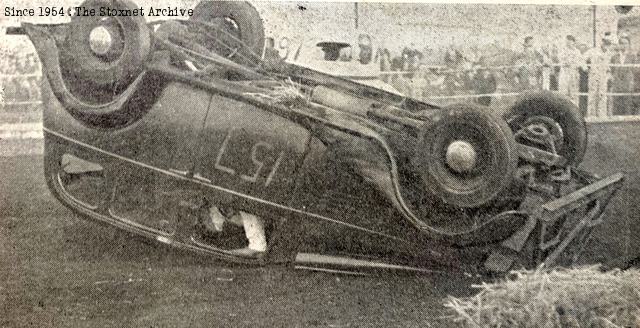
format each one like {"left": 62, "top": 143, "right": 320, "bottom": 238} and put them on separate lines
{"left": 195, "top": 94, "right": 311, "bottom": 205}
{"left": 21, "top": 17, "right": 625, "bottom": 273}
{"left": 45, "top": 82, "right": 209, "bottom": 172}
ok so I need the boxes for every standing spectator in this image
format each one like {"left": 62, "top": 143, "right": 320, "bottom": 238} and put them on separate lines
{"left": 374, "top": 45, "right": 392, "bottom": 81}
{"left": 409, "top": 44, "right": 424, "bottom": 72}
{"left": 583, "top": 33, "right": 614, "bottom": 118}
{"left": 402, "top": 44, "right": 423, "bottom": 78}
{"left": 540, "top": 44, "right": 557, "bottom": 91}
{"left": 412, "top": 68, "right": 430, "bottom": 100}
{"left": 358, "top": 34, "right": 373, "bottom": 65}
{"left": 550, "top": 45, "right": 561, "bottom": 90}
{"left": 401, "top": 50, "right": 411, "bottom": 79}
{"left": 375, "top": 44, "right": 391, "bottom": 71}
{"left": 516, "top": 36, "right": 544, "bottom": 90}
{"left": 558, "top": 35, "right": 583, "bottom": 105}
{"left": 388, "top": 54, "right": 404, "bottom": 85}
{"left": 391, "top": 53, "right": 405, "bottom": 72}
{"left": 610, "top": 35, "right": 637, "bottom": 115}
{"left": 577, "top": 43, "right": 590, "bottom": 115}
{"left": 443, "top": 46, "right": 467, "bottom": 95}
{"left": 471, "top": 59, "right": 497, "bottom": 106}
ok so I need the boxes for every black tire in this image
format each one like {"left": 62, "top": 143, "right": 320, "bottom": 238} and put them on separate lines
{"left": 505, "top": 91, "right": 587, "bottom": 166}
{"left": 415, "top": 104, "right": 518, "bottom": 208}
{"left": 191, "top": 1, "right": 265, "bottom": 65}
{"left": 61, "top": 0, "right": 150, "bottom": 90}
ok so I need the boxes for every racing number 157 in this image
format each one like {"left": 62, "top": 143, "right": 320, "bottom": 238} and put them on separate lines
{"left": 214, "top": 128, "right": 284, "bottom": 187}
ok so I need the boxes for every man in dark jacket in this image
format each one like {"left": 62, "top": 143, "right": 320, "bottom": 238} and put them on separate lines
{"left": 610, "top": 35, "right": 637, "bottom": 115}
{"left": 472, "top": 61, "right": 497, "bottom": 106}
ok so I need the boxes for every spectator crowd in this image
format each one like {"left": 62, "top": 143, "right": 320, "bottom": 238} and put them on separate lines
{"left": 373, "top": 32, "right": 640, "bottom": 118}
{"left": 0, "top": 44, "right": 42, "bottom": 114}
{"left": 2, "top": 32, "right": 640, "bottom": 119}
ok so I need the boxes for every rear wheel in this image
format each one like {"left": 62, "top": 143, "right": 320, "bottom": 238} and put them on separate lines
{"left": 505, "top": 91, "right": 587, "bottom": 166}
{"left": 50, "top": 0, "right": 153, "bottom": 128}
{"left": 415, "top": 104, "right": 519, "bottom": 208}
{"left": 190, "top": 1, "right": 265, "bottom": 65}
{"left": 60, "top": 0, "right": 150, "bottom": 102}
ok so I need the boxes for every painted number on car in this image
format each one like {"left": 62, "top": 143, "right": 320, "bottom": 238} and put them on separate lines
{"left": 214, "top": 128, "right": 285, "bottom": 187}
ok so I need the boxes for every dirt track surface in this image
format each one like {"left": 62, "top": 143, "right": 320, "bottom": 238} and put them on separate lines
{"left": 580, "top": 121, "right": 640, "bottom": 261}
{"left": 0, "top": 153, "right": 471, "bottom": 328}
{"left": 1, "top": 120, "right": 639, "bottom": 327}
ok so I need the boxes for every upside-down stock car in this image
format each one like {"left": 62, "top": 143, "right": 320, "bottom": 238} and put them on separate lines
{"left": 11, "top": 0, "right": 624, "bottom": 274}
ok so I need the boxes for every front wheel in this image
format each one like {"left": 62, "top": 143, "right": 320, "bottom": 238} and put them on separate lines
{"left": 414, "top": 104, "right": 519, "bottom": 208}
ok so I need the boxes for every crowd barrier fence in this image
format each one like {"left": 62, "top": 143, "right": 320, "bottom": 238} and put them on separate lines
{"left": 3, "top": 62, "right": 640, "bottom": 121}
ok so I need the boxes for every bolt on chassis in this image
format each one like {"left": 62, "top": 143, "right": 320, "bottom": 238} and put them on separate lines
{"left": 10, "top": 0, "right": 624, "bottom": 274}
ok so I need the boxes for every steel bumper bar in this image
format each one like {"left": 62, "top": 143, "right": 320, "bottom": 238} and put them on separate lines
{"left": 485, "top": 172, "right": 624, "bottom": 273}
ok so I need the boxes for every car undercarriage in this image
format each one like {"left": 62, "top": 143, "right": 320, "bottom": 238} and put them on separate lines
{"left": 13, "top": 0, "right": 624, "bottom": 274}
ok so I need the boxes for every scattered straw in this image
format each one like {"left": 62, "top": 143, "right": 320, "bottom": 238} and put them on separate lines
{"left": 444, "top": 266, "right": 640, "bottom": 328}
{"left": 244, "top": 78, "right": 308, "bottom": 107}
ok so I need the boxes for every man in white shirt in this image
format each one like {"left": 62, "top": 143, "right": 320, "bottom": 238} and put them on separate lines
{"left": 557, "top": 35, "right": 583, "bottom": 105}
{"left": 516, "top": 36, "right": 544, "bottom": 90}
{"left": 583, "top": 33, "right": 614, "bottom": 118}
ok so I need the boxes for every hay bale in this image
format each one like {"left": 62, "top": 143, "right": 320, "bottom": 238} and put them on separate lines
{"left": 444, "top": 266, "right": 640, "bottom": 328}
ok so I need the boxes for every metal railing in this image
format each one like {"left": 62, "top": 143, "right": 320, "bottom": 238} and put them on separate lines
{"left": 2, "top": 62, "right": 640, "bottom": 121}
{"left": 379, "top": 62, "right": 640, "bottom": 120}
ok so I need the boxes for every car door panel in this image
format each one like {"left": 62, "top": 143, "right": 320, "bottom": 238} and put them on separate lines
{"left": 195, "top": 94, "right": 311, "bottom": 205}
{"left": 45, "top": 82, "right": 210, "bottom": 173}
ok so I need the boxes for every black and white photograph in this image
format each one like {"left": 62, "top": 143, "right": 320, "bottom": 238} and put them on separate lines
{"left": 1, "top": 0, "right": 640, "bottom": 326}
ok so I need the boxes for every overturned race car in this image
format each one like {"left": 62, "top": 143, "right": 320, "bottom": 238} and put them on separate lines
{"left": 14, "top": 0, "right": 624, "bottom": 274}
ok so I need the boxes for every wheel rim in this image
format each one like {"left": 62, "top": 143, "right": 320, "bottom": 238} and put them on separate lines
{"left": 415, "top": 105, "right": 518, "bottom": 208}
{"left": 505, "top": 92, "right": 587, "bottom": 166}
{"left": 445, "top": 140, "right": 478, "bottom": 173}
{"left": 429, "top": 121, "right": 497, "bottom": 196}
{"left": 60, "top": 0, "right": 150, "bottom": 105}
{"left": 513, "top": 115, "right": 565, "bottom": 153}
{"left": 87, "top": 18, "right": 125, "bottom": 60}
